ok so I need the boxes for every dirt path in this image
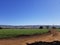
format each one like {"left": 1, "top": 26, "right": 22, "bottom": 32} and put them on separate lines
{"left": 0, "top": 31, "right": 60, "bottom": 45}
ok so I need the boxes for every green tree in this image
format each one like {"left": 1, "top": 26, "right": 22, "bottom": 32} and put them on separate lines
{"left": 52, "top": 26, "right": 56, "bottom": 29}
{"left": 39, "top": 26, "right": 43, "bottom": 29}
{"left": 0, "top": 27, "right": 2, "bottom": 29}
{"left": 46, "top": 26, "right": 49, "bottom": 29}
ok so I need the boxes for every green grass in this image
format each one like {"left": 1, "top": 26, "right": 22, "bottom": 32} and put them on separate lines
{"left": 0, "top": 29, "right": 49, "bottom": 38}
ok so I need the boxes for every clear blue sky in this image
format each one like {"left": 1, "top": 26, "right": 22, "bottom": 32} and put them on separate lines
{"left": 0, "top": 0, "right": 60, "bottom": 25}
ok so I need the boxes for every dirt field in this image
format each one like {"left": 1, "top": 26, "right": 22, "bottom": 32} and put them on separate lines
{"left": 0, "top": 30, "right": 60, "bottom": 45}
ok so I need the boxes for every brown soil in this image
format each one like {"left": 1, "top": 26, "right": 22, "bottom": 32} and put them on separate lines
{"left": 0, "top": 29, "right": 60, "bottom": 45}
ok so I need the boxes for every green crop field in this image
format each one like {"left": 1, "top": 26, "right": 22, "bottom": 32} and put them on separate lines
{"left": 0, "top": 29, "right": 49, "bottom": 38}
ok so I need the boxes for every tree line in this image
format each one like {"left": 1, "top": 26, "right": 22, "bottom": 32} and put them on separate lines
{"left": 39, "top": 26, "right": 57, "bottom": 29}
{"left": 0, "top": 26, "right": 59, "bottom": 29}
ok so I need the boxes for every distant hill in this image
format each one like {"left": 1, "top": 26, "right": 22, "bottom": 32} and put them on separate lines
{"left": 0, "top": 25, "right": 60, "bottom": 29}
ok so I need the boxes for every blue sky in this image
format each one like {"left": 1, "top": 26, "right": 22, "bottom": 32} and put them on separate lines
{"left": 0, "top": 0, "right": 60, "bottom": 25}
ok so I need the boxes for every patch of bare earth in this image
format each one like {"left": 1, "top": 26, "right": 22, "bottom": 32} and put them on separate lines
{"left": 0, "top": 29, "right": 60, "bottom": 45}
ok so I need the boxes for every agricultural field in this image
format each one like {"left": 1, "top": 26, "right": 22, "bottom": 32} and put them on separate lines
{"left": 0, "top": 29, "right": 49, "bottom": 38}
{"left": 0, "top": 29, "right": 60, "bottom": 45}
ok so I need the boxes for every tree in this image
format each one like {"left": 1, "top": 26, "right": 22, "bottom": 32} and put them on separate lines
{"left": 46, "top": 26, "right": 49, "bottom": 29}
{"left": 0, "top": 27, "right": 2, "bottom": 29}
{"left": 52, "top": 26, "right": 56, "bottom": 29}
{"left": 39, "top": 26, "right": 43, "bottom": 29}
